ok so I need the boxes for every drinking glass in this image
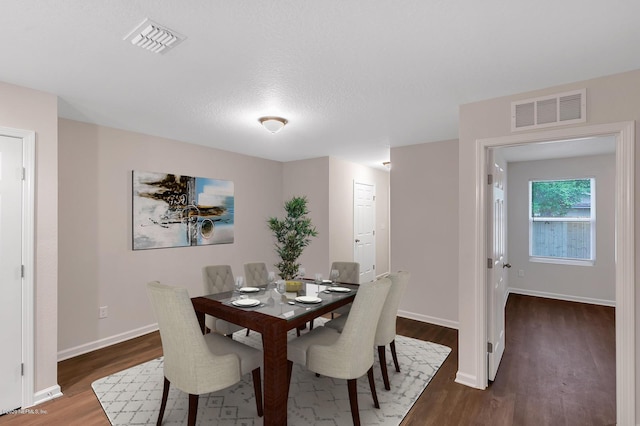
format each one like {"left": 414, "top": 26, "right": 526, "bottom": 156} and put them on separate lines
{"left": 235, "top": 276, "right": 244, "bottom": 292}
{"left": 267, "top": 271, "right": 276, "bottom": 286}
{"left": 298, "top": 267, "right": 306, "bottom": 280}
{"left": 330, "top": 269, "right": 339, "bottom": 285}
{"left": 275, "top": 279, "right": 286, "bottom": 304}
{"left": 315, "top": 273, "right": 323, "bottom": 283}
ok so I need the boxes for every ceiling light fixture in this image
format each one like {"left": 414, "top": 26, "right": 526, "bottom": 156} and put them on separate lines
{"left": 259, "top": 116, "right": 288, "bottom": 134}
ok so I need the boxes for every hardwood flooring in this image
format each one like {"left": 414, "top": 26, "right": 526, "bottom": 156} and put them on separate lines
{"left": 0, "top": 294, "right": 615, "bottom": 425}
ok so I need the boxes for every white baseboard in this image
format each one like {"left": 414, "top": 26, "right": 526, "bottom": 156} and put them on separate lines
{"left": 57, "top": 324, "right": 159, "bottom": 362}
{"left": 31, "top": 385, "right": 62, "bottom": 407}
{"left": 508, "top": 287, "right": 615, "bottom": 307}
{"left": 455, "top": 371, "right": 483, "bottom": 389}
{"left": 397, "top": 310, "right": 459, "bottom": 330}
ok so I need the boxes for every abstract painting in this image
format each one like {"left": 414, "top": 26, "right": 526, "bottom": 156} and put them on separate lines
{"left": 132, "top": 171, "right": 234, "bottom": 250}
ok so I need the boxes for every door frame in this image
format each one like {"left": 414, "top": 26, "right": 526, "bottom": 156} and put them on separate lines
{"left": 1, "top": 126, "right": 35, "bottom": 408}
{"left": 472, "top": 121, "right": 634, "bottom": 424}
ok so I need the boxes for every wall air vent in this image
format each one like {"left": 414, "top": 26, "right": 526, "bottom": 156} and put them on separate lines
{"left": 124, "top": 18, "right": 185, "bottom": 54}
{"left": 511, "top": 89, "right": 586, "bottom": 132}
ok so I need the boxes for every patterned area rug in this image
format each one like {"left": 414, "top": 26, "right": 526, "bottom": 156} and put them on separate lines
{"left": 92, "top": 320, "right": 451, "bottom": 425}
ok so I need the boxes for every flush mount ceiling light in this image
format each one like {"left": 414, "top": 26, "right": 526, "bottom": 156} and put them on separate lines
{"left": 123, "top": 18, "right": 185, "bottom": 54}
{"left": 259, "top": 116, "right": 288, "bottom": 134}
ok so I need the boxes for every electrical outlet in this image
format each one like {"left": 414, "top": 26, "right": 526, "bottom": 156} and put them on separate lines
{"left": 517, "top": 269, "right": 525, "bottom": 278}
{"left": 99, "top": 306, "right": 108, "bottom": 319}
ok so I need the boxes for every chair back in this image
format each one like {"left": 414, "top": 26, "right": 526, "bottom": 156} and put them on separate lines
{"left": 375, "top": 271, "right": 410, "bottom": 346}
{"left": 331, "top": 261, "right": 360, "bottom": 284}
{"left": 308, "top": 277, "right": 390, "bottom": 379}
{"left": 202, "top": 265, "right": 235, "bottom": 294}
{"left": 244, "top": 262, "right": 268, "bottom": 286}
{"left": 146, "top": 281, "right": 241, "bottom": 394}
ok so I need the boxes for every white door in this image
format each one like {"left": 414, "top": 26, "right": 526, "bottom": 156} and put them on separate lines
{"left": 487, "top": 149, "right": 508, "bottom": 381}
{"left": 353, "top": 181, "right": 375, "bottom": 283}
{"left": 0, "top": 135, "right": 23, "bottom": 412}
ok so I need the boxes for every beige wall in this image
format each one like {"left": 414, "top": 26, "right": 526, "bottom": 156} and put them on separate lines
{"left": 58, "top": 119, "right": 283, "bottom": 357}
{"left": 0, "top": 82, "right": 58, "bottom": 395}
{"left": 282, "top": 156, "right": 391, "bottom": 279}
{"left": 458, "top": 69, "right": 640, "bottom": 411}
{"left": 507, "top": 154, "right": 616, "bottom": 304}
{"left": 282, "top": 157, "right": 330, "bottom": 276}
{"left": 57, "top": 124, "right": 390, "bottom": 360}
{"left": 390, "top": 140, "right": 459, "bottom": 328}
{"left": 329, "top": 156, "right": 390, "bottom": 277}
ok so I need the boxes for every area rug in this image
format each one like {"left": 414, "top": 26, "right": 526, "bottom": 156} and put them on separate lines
{"left": 92, "top": 320, "right": 451, "bottom": 425}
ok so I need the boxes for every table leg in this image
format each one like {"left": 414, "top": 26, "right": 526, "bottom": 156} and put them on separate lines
{"left": 195, "top": 310, "right": 205, "bottom": 334}
{"left": 261, "top": 323, "right": 289, "bottom": 425}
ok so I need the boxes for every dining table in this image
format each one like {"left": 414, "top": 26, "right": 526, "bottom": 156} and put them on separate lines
{"left": 191, "top": 279, "right": 358, "bottom": 426}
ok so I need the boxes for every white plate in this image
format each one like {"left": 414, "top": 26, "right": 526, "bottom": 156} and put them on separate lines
{"left": 328, "top": 287, "right": 351, "bottom": 293}
{"left": 238, "top": 287, "right": 260, "bottom": 293}
{"left": 295, "top": 296, "right": 322, "bottom": 304}
{"left": 231, "top": 299, "right": 260, "bottom": 307}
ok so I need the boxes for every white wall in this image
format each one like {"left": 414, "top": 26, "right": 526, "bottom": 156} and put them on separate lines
{"left": 507, "top": 154, "right": 615, "bottom": 305}
{"left": 0, "top": 82, "right": 58, "bottom": 397}
{"left": 458, "top": 68, "right": 640, "bottom": 415}
{"left": 58, "top": 119, "right": 283, "bottom": 358}
{"left": 390, "top": 140, "right": 459, "bottom": 329}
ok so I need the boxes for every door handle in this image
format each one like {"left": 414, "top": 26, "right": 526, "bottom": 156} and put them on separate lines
{"left": 355, "top": 239, "right": 360, "bottom": 243}
{"left": 503, "top": 263, "right": 512, "bottom": 269}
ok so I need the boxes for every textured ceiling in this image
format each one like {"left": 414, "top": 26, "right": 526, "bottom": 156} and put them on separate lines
{"left": 1, "top": 1, "right": 639, "bottom": 169}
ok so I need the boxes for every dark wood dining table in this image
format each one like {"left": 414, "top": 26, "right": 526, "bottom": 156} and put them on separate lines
{"left": 191, "top": 280, "right": 358, "bottom": 426}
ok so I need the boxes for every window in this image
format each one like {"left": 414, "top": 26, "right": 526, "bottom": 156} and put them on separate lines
{"left": 529, "top": 178, "right": 595, "bottom": 265}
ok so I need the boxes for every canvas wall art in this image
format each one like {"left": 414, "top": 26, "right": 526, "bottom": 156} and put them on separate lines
{"left": 132, "top": 171, "right": 234, "bottom": 250}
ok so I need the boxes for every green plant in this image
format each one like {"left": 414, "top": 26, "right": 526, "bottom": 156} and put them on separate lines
{"left": 267, "top": 196, "right": 318, "bottom": 280}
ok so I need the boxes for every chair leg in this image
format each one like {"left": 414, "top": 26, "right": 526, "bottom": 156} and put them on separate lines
{"left": 252, "top": 368, "right": 264, "bottom": 417}
{"left": 378, "top": 345, "right": 391, "bottom": 390}
{"left": 390, "top": 340, "right": 400, "bottom": 372}
{"left": 286, "top": 360, "right": 294, "bottom": 397}
{"left": 309, "top": 319, "right": 314, "bottom": 330}
{"left": 156, "top": 377, "right": 170, "bottom": 426}
{"left": 347, "top": 379, "right": 361, "bottom": 426}
{"left": 187, "top": 393, "right": 198, "bottom": 426}
{"left": 246, "top": 328, "right": 250, "bottom": 336}
{"left": 367, "top": 367, "right": 380, "bottom": 409}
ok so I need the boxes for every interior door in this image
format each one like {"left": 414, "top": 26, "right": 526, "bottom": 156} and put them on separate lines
{"left": 353, "top": 181, "right": 375, "bottom": 283}
{"left": 487, "top": 149, "right": 507, "bottom": 381}
{"left": 0, "top": 135, "right": 23, "bottom": 412}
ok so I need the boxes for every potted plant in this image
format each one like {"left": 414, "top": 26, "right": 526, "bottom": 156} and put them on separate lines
{"left": 268, "top": 195, "right": 318, "bottom": 281}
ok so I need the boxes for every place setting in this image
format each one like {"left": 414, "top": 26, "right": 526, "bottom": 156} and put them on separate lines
{"left": 229, "top": 276, "right": 265, "bottom": 308}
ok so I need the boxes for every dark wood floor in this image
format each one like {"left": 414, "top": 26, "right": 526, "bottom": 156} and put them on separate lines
{"left": 0, "top": 294, "right": 615, "bottom": 425}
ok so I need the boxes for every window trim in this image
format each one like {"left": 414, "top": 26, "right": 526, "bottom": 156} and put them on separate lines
{"left": 528, "top": 177, "right": 596, "bottom": 265}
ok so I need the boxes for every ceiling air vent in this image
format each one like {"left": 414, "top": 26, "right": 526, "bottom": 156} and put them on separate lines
{"left": 124, "top": 18, "right": 185, "bottom": 54}
{"left": 511, "top": 89, "right": 586, "bottom": 132}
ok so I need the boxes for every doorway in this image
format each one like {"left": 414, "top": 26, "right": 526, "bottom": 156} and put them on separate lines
{"left": 0, "top": 127, "right": 35, "bottom": 410}
{"left": 474, "top": 121, "right": 635, "bottom": 424}
{"left": 353, "top": 181, "right": 375, "bottom": 283}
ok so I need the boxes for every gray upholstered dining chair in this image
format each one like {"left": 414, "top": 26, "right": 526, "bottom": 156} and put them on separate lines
{"left": 146, "top": 281, "right": 263, "bottom": 426}
{"left": 325, "top": 271, "right": 410, "bottom": 390}
{"left": 244, "top": 262, "right": 268, "bottom": 286}
{"left": 329, "top": 261, "right": 360, "bottom": 318}
{"left": 331, "top": 261, "right": 360, "bottom": 284}
{"left": 286, "top": 276, "right": 391, "bottom": 426}
{"left": 202, "top": 265, "right": 245, "bottom": 336}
